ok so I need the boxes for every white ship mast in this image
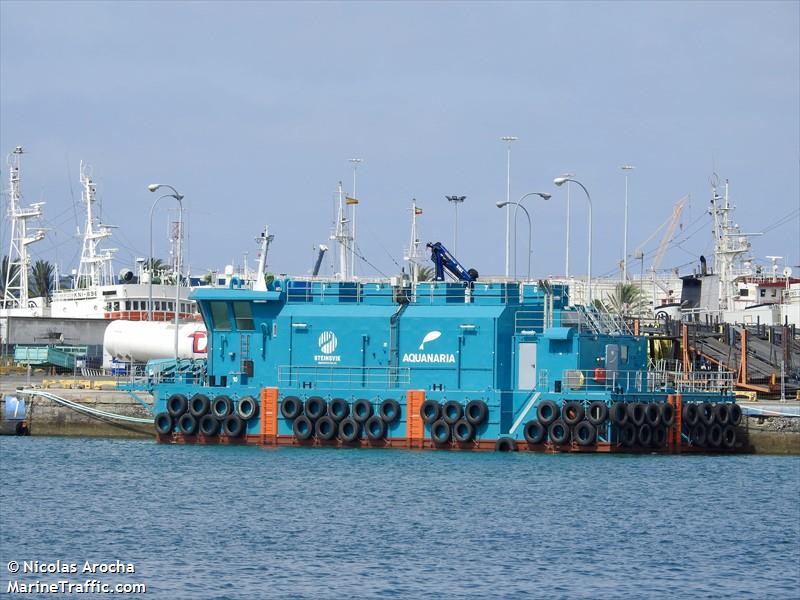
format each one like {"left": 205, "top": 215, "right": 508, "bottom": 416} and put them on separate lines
{"left": 709, "top": 175, "right": 758, "bottom": 310}
{"left": 330, "top": 181, "right": 352, "bottom": 281}
{"left": 404, "top": 198, "right": 424, "bottom": 283}
{"left": 253, "top": 225, "right": 274, "bottom": 291}
{"left": 3, "top": 146, "right": 45, "bottom": 308}
{"left": 75, "top": 161, "right": 116, "bottom": 288}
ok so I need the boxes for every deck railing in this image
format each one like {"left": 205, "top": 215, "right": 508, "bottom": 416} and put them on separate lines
{"left": 278, "top": 365, "right": 411, "bottom": 390}
{"left": 559, "top": 368, "right": 735, "bottom": 395}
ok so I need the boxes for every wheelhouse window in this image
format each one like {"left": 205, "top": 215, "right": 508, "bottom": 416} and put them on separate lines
{"left": 233, "top": 301, "right": 255, "bottom": 331}
{"left": 210, "top": 301, "right": 231, "bottom": 331}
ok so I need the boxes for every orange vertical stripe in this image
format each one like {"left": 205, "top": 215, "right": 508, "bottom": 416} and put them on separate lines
{"left": 406, "top": 390, "right": 425, "bottom": 448}
{"left": 261, "top": 387, "right": 278, "bottom": 445}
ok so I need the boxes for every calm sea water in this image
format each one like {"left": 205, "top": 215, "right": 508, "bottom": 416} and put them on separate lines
{"left": 1, "top": 438, "right": 798, "bottom": 600}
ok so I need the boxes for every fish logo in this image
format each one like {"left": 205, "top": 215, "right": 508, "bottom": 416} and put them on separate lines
{"left": 318, "top": 331, "right": 338, "bottom": 355}
{"left": 419, "top": 330, "right": 442, "bottom": 350}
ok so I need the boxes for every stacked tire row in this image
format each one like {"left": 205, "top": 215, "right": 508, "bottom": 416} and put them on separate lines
{"left": 155, "top": 393, "right": 259, "bottom": 438}
{"left": 420, "top": 399, "right": 488, "bottom": 445}
{"left": 522, "top": 400, "right": 611, "bottom": 447}
{"left": 681, "top": 402, "right": 741, "bottom": 449}
{"left": 281, "top": 396, "right": 401, "bottom": 443}
{"left": 608, "top": 401, "right": 676, "bottom": 449}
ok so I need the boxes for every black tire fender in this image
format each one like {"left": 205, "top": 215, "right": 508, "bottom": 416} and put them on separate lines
{"left": 167, "top": 394, "right": 188, "bottom": 417}
{"left": 212, "top": 395, "right": 233, "bottom": 419}
{"left": 548, "top": 419, "right": 570, "bottom": 445}
{"left": 587, "top": 401, "right": 608, "bottom": 425}
{"left": 304, "top": 396, "right": 327, "bottom": 421}
{"left": 523, "top": 420, "right": 546, "bottom": 444}
{"left": 328, "top": 398, "right": 350, "bottom": 422}
{"left": 236, "top": 396, "right": 259, "bottom": 421}
{"left": 453, "top": 418, "right": 475, "bottom": 443}
{"left": 199, "top": 414, "right": 220, "bottom": 436}
{"left": 610, "top": 402, "right": 629, "bottom": 426}
{"left": 430, "top": 418, "right": 451, "bottom": 445}
{"left": 636, "top": 424, "right": 652, "bottom": 447}
{"left": 465, "top": 399, "right": 488, "bottom": 425}
{"left": 627, "top": 402, "right": 645, "bottom": 427}
{"left": 495, "top": 437, "right": 517, "bottom": 452}
{"left": 420, "top": 399, "right": 441, "bottom": 424}
{"left": 574, "top": 421, "right": 596, "bottom": 446}
{"left": 683, "top": 403, "right": 700, "bottom": 427}
{"left": 155, "top": 412, "right": 173, "bottom": 435}
{"left": 224, "top": 414, "right": 245, "bottom": 438}
{"left": 280, "top": 396, "right": 303, "bottom": 420}
{"left": 178, "top": 413, "right": 198, "bottom": 435}
{"left": 315, "top": 415, "right": 337, "bottom": 441}
{"left": 536, "top": 399, "right": 560, "bottom": 426}
{"left": 562, "top": 401, "right": 584, "bottom": 426}
{"left": 442, "top": 400, "right": 463, "bottom": 425}
{"left": 188, "top": 394, "right": 210, "bottom": 418}
{"left": 365, "top": 415, "right": 387, "bottom": 441}
{"left": 660, "top": 402, "right": 676, "bottom": 427}
{"left": 292, "top": 415, "right": 314, "bottom": 441}
{"left": 338, "top": 417, "right": 361, "bottom": 443}
{"left": 645, "top": 403, "right": 661, "bottom": 427}
{"left": 379, "top": 398, "right": 401, "bottom": 423}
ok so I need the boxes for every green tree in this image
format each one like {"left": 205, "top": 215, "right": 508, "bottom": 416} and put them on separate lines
{"left": 602, "top": 282, "right": 648, "bottom": 317}
{"left": 417, "top": 266, "right": 434, "bottom": 282}
{"left": 29, "top": 260, "right": 55, "bottom": 300}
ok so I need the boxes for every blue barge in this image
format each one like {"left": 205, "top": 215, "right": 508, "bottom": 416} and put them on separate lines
{"left": 135, "top": 274, "right": 742, "bottom": 452}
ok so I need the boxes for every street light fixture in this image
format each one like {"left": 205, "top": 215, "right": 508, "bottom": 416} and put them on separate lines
{"left": 147, "top": 183, "right": 184, "bottom": 362}
{"left": 496, "top": 201, "right": 531, "bottom": 281}
{"left": 445, "top": 195, "right": 466, "bottom": 255}
{"left": 554, "top": 176, "right": 593, "bottom": 304}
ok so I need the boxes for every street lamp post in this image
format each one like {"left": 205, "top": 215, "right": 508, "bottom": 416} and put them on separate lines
{"left": 554, "top": 176, "right": 593, "bottom": 305}
{"left": 497, "top": 201, "right": 531, "bottom": 281}
{"left": 504, "top": 192, "right": 552, "bottom": 279}
{"left": 621, "top": 165, "right": 634, "bottom": 280}
{"left": 560, "top": 172, "right": 575, "bottom": 277}
{"left": 500, "top": 136, "right": 518, "bottom": 277}
{"left": 445, "top": 195, "right": 465, "bottom": 255}
{"left": 147, "top": 183, "right": 184, "bottom": 362}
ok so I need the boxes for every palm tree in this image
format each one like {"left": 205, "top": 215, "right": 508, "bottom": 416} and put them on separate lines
{"left": 603, "top": 282, "right": 648, "bottom": 317}
{"left": 29, "top": 260, "right": 55, "bottom": 300}
{"left": 417, "top": 266, "right": 434, "bottom": 282}
{"left": 146, "top": 258, "right": 166, "bottom": 284}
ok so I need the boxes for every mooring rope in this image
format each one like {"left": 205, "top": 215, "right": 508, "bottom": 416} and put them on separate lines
{"left": 17, "top": 389, "right": 154, "bottom": 424}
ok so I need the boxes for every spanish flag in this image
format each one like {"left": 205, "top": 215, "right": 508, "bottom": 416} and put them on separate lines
{"left": 346, "top": 196, "right": 359, "bottom": 205}
{"left": 414, "top": 207, "right": 423, "bottom": 215}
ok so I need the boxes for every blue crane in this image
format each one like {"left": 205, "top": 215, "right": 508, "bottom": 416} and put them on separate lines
{"left": 426, "top": 241, "right": 479, "bottom": 283}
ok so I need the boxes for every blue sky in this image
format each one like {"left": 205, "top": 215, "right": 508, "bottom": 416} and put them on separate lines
{"left": 1, "top": 1, "right": 798, "bottom": 280}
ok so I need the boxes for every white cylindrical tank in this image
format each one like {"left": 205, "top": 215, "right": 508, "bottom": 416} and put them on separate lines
{"left": 104, "top": 320, "right": 207, "bottom": 362}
